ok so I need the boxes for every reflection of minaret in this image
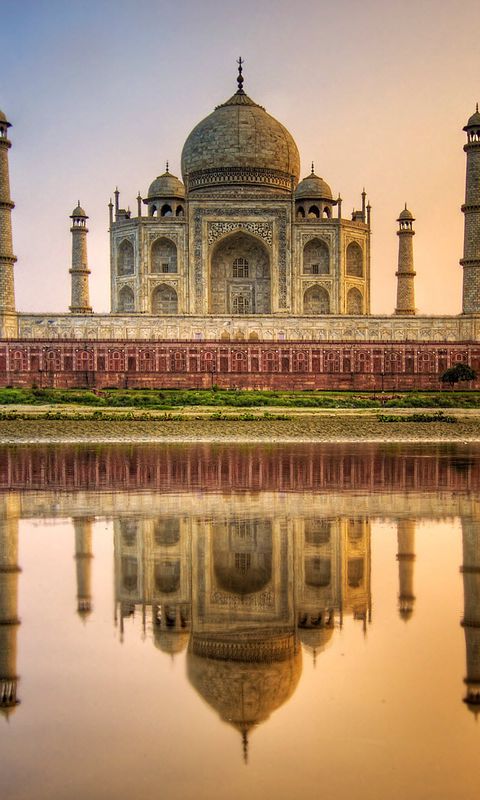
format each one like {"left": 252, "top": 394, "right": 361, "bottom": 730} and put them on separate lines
{"left": 461, "top": 516, "right": 480, "bottom": 716}
{"left": 0, "top": 496, "right": 21, "bottom": 718}
{"left": 396, "top": 519, "right": 416, "bottom": 621}
{"left": 74, "top": 518, "right": 94, "bottom": 619}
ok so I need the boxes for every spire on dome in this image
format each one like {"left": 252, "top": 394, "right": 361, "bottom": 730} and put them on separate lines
{"left": 236, "top": 57, "right": 245, "bottom": 95}
{"left": 311, "top": 161, "right": 315, "bottom": 175}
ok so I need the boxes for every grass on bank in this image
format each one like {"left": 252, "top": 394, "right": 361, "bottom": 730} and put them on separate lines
{"left": 0, "top": 387, "right": 480, "bottom": 410}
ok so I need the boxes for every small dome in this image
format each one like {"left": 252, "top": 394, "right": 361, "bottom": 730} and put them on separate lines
{"left": 71, "top": 203, "right": 87, "bottom": 218}
{"left": 298, "top": 625, "right": 334, "bottom": 655}
{"left": 398, "top": 204, "right": 414, "bottom": 221}
{"left": 0, "top": 109, "right": 8, "bottom": 124}
{"left": 464, "top": 104, "right": 480, "bottom": 129}
{"left": 148, "top": 169, "right": 185, "bottom": 200}
{"left": 154, "top": 626, "right": 190, "bottom": 656}
{"left": 295, "top": 171, "right": 333, "bottom": 201}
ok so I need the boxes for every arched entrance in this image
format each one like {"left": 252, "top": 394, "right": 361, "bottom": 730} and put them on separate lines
{"left": 210, "top": 231, "right": 271, "bottom": 314}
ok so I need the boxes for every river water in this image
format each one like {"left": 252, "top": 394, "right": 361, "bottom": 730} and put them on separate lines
{"left": 1, "top": 443, "right": 479, "bottom": 800}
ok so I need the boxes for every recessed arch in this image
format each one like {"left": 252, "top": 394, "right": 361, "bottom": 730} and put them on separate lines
{"left": 151, "top": 237, "right": 177, "bottom": 273}
{"left": 176, "top": 205, "right": 184, "bottom": 217}
{"left": 118, "top": 285, "right": 135, "bottom": 312}
{"left": 297, "top": 206, "right": 305, "bottom": 219}
{"left": 303, "top": 238, "right": 329, "bottom": 275}
{"left": 210, "top": 231, "right": 271, "bottom": 314}
{"left": 346, "top": 287, "right": 363, "bottom": 314}
{"left": 303, "top": 285, "right": 330, "bottom": 314}
{"left": 346, "top": 241, "right": 364, "bottom": 277}
{"left": 152, "top": 284, "right": 178, "bottom": 315}
{"left": 160, "top": 203, "right": 173, "bottom": 217}
{"left": 117, "top": 239, "right": 134, "bottom": 275}
{"left": 308, "top": 205, "right": 320, "bottom": 219}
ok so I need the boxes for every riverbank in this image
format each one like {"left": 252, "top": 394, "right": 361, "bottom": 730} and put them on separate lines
{"left": 1, "top": 406, "right": 479, "bottom": 443}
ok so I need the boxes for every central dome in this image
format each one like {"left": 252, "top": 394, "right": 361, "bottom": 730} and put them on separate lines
{"left": 181, "top": 86, "right": 300, "bottom": 195}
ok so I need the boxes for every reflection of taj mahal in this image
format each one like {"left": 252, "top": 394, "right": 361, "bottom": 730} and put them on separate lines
{"left": 2, "top": 445, "right": 480, "bottom": 739}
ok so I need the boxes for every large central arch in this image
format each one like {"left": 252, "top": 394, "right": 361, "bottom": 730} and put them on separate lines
{"left": 210, "top": 231, "right": 271, "bottom": 314}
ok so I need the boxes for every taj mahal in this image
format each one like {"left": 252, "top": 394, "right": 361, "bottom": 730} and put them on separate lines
{"left": 1, "top": 62, "right": 480, "bottom": 389}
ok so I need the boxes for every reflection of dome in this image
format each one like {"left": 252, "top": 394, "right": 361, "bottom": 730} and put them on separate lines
{"left": 154, "top": 626, "right": 190, "bottom": 655}
{"left": 187, "top": 635, "right": 301, "bottom": 740}
{"left": 298, "top": 625, "right": 334, "bottom": 656}
{"left": 148, "top": 170, "right": 185, "bottom": 200}
{"left": 181, "top": 83, "right": 300, "bottom": 193}
{"left": 295, "top": 172, "right": 333, "bottom": 200}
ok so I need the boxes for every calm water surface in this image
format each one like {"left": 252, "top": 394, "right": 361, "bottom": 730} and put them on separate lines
{"left": 1, "top": 443, "right": 479, "bottom": 800}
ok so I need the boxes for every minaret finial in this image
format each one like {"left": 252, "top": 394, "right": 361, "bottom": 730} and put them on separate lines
{"left": 236, "top": 57, "right": 245, "bottom": 94}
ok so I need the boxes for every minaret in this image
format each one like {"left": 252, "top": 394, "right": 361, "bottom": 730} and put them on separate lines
{"left": 0, "top": 495, "right": 21, "bottom": 719}
{"left": 396, "top": 518, "right": 416, "bottom": 620}
{"left": 460, "top": 515, "right": 480, "bottom": 715}
{"left": 74, "top": 518, "right": 94, "bottom": 619}
{"left": 461, "top": 106, "right": 480, "bottom": 314}
{"left": 395, "top": 205, "right": 416, "bottom": 315}
{"left": 0, "top": 109, "right": 18, "bottom": 337}
{"left": 69, "top": 203, "right": 92, "bottom": 313}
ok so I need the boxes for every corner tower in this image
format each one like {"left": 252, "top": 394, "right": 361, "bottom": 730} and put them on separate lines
{"left": 0, "top": 109, "right": 17, "bottom": 337}
{"left": 69, "top": 203, "right": 92, "bottom": 313}
{"left": 461, "top": 106, "right": 480, "bottom": 314}
{"left": 395, "top": 206, "right": 416, "bottom": 315}
{"left": 460, "top": 515, "right": 480, "bottom": 715}
{"left": 0, "top": 495, "right": 21, "bottom": 718}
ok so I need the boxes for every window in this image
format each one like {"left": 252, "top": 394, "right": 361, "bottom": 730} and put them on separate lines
{"left": 311, "top": 264, "right": 319, "bottom": 275}
{"left": 233, "top": 257, "right": 249, "bottom": 278}
{"left": 162, "top": 263, "right": 169, "bottom": 273}
{"left": 232, "top": 295, "right": 250, "bottom": 314}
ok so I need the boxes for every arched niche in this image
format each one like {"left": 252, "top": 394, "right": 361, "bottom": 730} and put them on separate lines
{"left": 308, "top": 205, "right": 320, "bottom": 219}
{"left": 118, "top": 285, "right": 135, "bottom": 312}
{"left": 176, "top": 205, "right": 184, "bottom": 217}
{"left": 160, "top": 203, "right": 173, "bottom": 217}
{"left": 346, "top": 241, "right": 364, "bottom": 277}
{"left": 210, "top": 231, "right": 271, "bottom": 314}
{"left": 117, "top": 239, "right": 134, "bottom": 275}
{"left": 305, "top": 556, "right": 331, "bottom": 588}
{"left": 303, "top": 285, "right": 330, "bottom": 314}
{"left": 154, "top": 517, "right": 180, "bottom": 546}
{"left": 346, "top": 287, "right": 363, "bottom": 314}
{"left": 303, "top": 238, "right": 329, "bottom": 275}
{"left": 152, "top": 284, "right": 178, "bottom": 315}
{"left": 151, "top": 237, "right": 177, "bottom": 273}
{"left": 154, "top": 560, "right": 180, "bottom": 594}
{"left": 212, "top": 519, "right": 273, "bottom": 596}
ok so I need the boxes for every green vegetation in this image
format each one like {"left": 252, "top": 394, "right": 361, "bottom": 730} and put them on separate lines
{"left": 441, "top": 363, "right": 477, "bottom": 387}
{"left": 378, "top": 412, "right": 457, "bottom": 424}
{"left": 1, "top": 387, "right": 480, "bottom": 409}
{"left": 0, "top": 408, "right": 289, "bottom": 423}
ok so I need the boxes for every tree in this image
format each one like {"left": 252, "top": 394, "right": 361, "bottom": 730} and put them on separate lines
{"left": 441, "top": 363, "right": 477, "bottom": 388}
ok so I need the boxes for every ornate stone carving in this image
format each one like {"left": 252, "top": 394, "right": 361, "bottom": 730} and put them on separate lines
{"left": 208, "top": 221, "right": 273, "bottom": 247}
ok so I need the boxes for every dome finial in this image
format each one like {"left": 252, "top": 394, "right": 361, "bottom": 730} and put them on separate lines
{"left": 236, "top": 56, "right": 245, "bottom": 95}
{"left": 165, "top": 160, "right": 169, "bottom": 173}
{"left": 311, "top": 161, "right": 315, "bottom": 175}
{"left": 477, "top": 102, "right": 479, "bottom": 113}
{"left": 242, "top": 727, "right": 249, "bottom": 764}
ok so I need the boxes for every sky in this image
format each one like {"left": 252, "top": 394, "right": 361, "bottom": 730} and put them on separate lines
{"left": 1, "top": 0, "right": 479, "bottom": 315}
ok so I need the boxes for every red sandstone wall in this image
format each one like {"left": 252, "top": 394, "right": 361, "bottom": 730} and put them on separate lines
{"left": 0, "top": 339, "right": 479, "bottom": 390}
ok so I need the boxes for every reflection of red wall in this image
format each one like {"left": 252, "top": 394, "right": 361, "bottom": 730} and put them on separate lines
{"left": 0, "top": 444, "right": 478, "bottom": 493}
{"left": 1, "top": 340, "right": 480, "bottom": 390}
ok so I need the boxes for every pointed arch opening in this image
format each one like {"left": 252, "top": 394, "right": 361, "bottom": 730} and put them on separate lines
{"left": 346, "top": 241, "right": 364, "bottom": 277}
{"left": 210, "top": 231, "right": 271, "bottom": 314}
{"left": 151, "top": 237, "right": 177, "bottom": 273}
{"left": 118, "top": 285, "right": 135, "bottom": 313}
{"left": 346, "top": 287, "right": 363, "bottom": 314}
{"left": 303, "top": 238, "right": 330, "bottom": 275}
{"left": 152, "top": 284, "right": 178, "bottom": 315}
{"left": 117, "top": 239, "right": 134, "bottom": 275}
{"left": 303, "top": 285, "right": 330, "bottom": 315}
